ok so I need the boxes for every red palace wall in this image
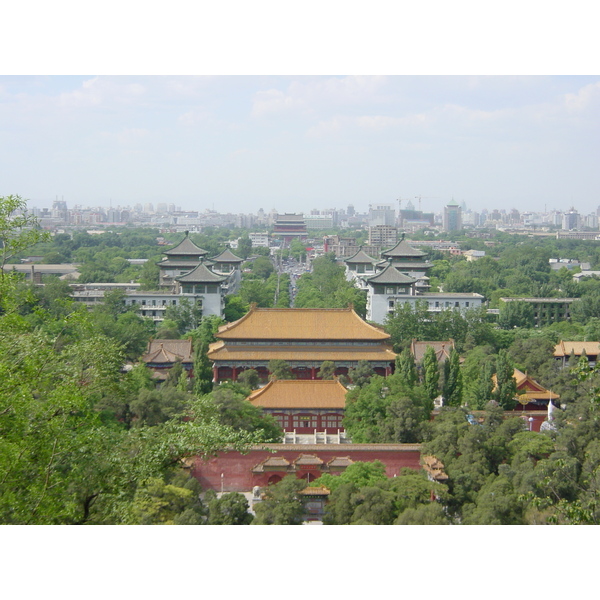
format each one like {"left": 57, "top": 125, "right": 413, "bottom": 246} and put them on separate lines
{"left": 191, "top": 444, "right": 422, "bottom": 492}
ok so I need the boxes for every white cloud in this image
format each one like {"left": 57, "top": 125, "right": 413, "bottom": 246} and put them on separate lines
{"left": 251, "top": 76, "right": 388, "bottom": 117}
{"left": 564, "top": 81, "right": 600, "bottom": 113}
{"left": 57, "top": 77, "right": 146, "bottom": 109}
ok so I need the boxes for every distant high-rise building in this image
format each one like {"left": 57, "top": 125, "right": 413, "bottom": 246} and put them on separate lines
{"left": 443, "top": 200, "right": 462, "bottom": 231}
{"left": 368, "top": 225, "right": 398, "bottom": 248}
{"left": 584, "top": 213, "right": 598, "bottom": 230}
{"left": 562, "top": 208, "right": 580, "bottom": 231}
{"left": 368, "top": 204, "right": 396, "bottom": 227}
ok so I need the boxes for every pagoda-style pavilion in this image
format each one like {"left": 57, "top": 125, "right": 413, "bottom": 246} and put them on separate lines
{"left": 247, "top": 379, "right": 348, "bottom": 433}
{"left": 157, "top": 232, "right": 209, "bottom": 287}
{"left": 380, "top": 238, "right": 433, "bottom": 287}
{"left": 207, "top": 306, "right": 396, "bottom": 382}
{"left": 141, "top": 339, "right": 193, "bottom": 380}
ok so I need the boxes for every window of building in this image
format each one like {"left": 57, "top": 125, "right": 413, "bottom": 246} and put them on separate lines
{"left": 293, "top": 414, "right": 318, "bottom": 428}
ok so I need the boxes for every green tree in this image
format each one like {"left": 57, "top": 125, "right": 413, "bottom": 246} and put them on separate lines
{"left": 472, "top": 361, "right": 496, "bottom": 409}
{"left": 0, "top": 195, "right": 50, "bottom": 276}
{"left": 224, "top": 295, "right": 249, "bottom": 322}
{"left": 205, "top": 384, "right": 282, "bottom": 442}
{"left": 236, "top": 236, "right": 252, "bottom": 259}
{"left": 237, "top": 368, "right": 260, "bottom": 389}
{"left": 422, "top": 346, "right": 440, "bottom": 403}
{"left": 442, "top": 348, "right": 463, "bottom": 407}
{"left": 395, "top": 348, "right": 418, "bottom": 387}
{"left": 253, "top": 476, "right": 307, "bottom": 525}
{"left": 348, "top": 360, "right": 374, "bottom": 388}
{"left": 193, "top": 341, "right": 214, "bottom": 396}
{"left": 317, "top": 360, "right": 336, "bottom": 380}
{"left": 207, "top": 492, "right": 253, "bottom": 524}
{"left": 498, "top": 300, "right": 535, "bottom": 329}
{"left": 129, "top": 474, "right": 205, "bottom": 525}
{"left": 494, "top": 350, "right": 517, "bottom": 410}
{"left": 268, "top": 359, "right": 293, "bottom": 380}
{"left": 130, "top": 386, "right": 192, "bottom": 427}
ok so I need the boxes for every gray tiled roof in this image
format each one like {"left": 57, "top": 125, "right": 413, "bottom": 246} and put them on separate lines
{"left": 366, "top": 264, "right": 417, "bottom": 285}
{"left": 381, "top": 239, "right": 427, "bottom": 258}
{"left": 176, "top": 263, "right": 227, "bottom": 283}
{"left": 164, "top": 235, "right": 208, "bottom": 256}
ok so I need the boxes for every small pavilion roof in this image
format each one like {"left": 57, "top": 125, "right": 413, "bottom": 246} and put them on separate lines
{"left": 381, "top": 239, "right": 427, "bottom": 259}
{"left": 163, "top": 234, "right": 208, "bottom": 257}
{"left": 365, "top": 264, "right": 417, "bottom": 285}
{"left": 176, "top": 262, "right": 227, "bottom": 284}
{"left": 410, "top": 340, "right": 455, "bottom": 363}
{"left": 214, "top": 306, "right": 391, "bottom": 341}
{"left": 142, "top": 339, "right": 193, "bottom": 364}
{"left": 492, "top": 368, "right": 560, "bottom": 402}
{"left": 252, "top": 456, "right": 291, "bottom": 472}
{"left": 247, "top": 379, "right": 348, "bottom": 409}
{"left": 344, "top": 247, "right": 378, "bottom": 265}
{"left": 294, "top": 454, "right": 324, "bottom": 466}
{"left": 211, "top": 248, "right": 244, "bottom": 263}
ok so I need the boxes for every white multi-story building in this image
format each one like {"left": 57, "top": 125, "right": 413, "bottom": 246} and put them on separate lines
{"left": 249, "top": 232, "right": 270, "bottom": 248}
{"left": 345, "top": 238, "right": 483, "bottom": 324}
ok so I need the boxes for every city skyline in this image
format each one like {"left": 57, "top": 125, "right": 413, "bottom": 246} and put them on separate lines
{"left": 2, "top": 75, "right": 599, "bottom": 216}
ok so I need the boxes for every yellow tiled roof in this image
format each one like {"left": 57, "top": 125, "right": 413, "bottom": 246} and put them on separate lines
{"left": 215, "top": 306, "right": 390, "bottom": 341}
{"left": 492, "top": 368, "right": 560, "bottom": 401}
{"left": 300, "top": 486, "right": 331, "bottom": 496}
{"left": 207, "top": 341, "right": 396, "bottom": 362}
{"left": 554, "top": 341, "right": 600, "bottom": 357}
{"left": 247, "top": 379, "right": 348, "bottom": 409}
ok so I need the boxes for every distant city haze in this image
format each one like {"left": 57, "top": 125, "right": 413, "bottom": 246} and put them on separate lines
{"left": 2, "top": 75, "right": 599, "bottom": 215}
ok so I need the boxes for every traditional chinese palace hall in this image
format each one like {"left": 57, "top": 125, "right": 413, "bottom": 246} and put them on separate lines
{"left": 247, "top": 379, "right": 348, "bottom": 434}
{"left": 207, "top": 306, "right": 396, "bottom": 383}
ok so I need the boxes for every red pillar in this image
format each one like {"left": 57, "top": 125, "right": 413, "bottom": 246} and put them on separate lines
{"left": 232, "top": 367, "right": 237, "bottom": 381}
{"left": 311, "top": 367, "right": 316, "bottom": 380}
{"left": 212, "top": 365, "right": 218, "bottom": 383}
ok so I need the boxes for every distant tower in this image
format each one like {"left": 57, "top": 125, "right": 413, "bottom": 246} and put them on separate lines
{"left": 443, "top": 199, "right": 462, "bottom": 232}
{"left": 562, "top": 208, "right": 580, "bottom": 231}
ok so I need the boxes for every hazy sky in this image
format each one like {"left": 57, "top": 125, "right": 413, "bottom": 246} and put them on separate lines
{"left": 2, "top": 75, "right": 599, "bottom": 216}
